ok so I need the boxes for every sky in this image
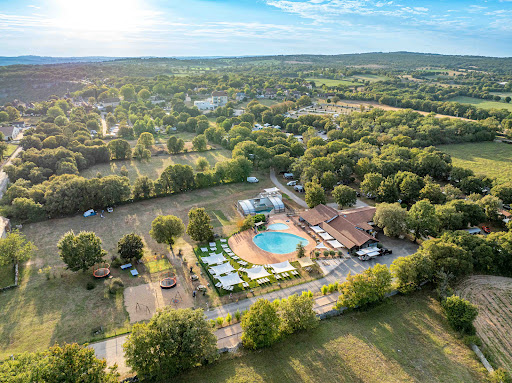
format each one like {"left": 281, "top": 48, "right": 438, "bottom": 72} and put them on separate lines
{"left": 0, "top": 0, "right": 511, "bottom": 57}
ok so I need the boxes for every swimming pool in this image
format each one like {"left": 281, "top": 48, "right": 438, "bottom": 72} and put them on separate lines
{"left": 267, "top": 223, "right": 289, "bottom": 230}
{"left": 253, "top": 232, "right": 309, "bottom": 254}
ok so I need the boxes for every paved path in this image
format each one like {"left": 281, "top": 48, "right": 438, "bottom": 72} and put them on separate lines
{"left": 0, "top": 146, "right": 22, "bottom": 199}
{"left": 100, "top": 113, "right": 108, "bottom": 136}
{"left": 90, "top": 291, "right": 341, "bottom": 376}
{"left": 269, "top": 168, "right": 308, "bottom": 208}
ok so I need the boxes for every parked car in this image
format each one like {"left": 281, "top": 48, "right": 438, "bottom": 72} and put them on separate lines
{"left": 482, "top": 226, "right": 492, "bottom": 234}
{"left": 380, "top": 248, "right": 392, "bottom": 255}
{"left": 283, "top": 173, "right": 294, "bottom": 179}
{"left": 503, "top": 204, "right": 511, "bottom": 211}
{"left": 294, "top": 185, "right": 305, "bottom": 192}
{"left": 247, "top": 177, "right": 259, "bottom": 183}
{"left": 287, "top": 180, "right": 297, "bottom": 186}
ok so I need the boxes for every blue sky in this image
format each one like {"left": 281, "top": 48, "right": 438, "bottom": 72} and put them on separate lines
{"left": 0, "top": 0, "right": 511, "bottom": 57}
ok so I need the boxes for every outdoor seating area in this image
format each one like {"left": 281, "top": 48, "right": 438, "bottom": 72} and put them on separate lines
{"left": 196, "top": 237, "right": 307, "bottom": 294}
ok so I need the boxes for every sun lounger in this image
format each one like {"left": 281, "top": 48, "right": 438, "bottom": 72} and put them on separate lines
{"left": 220, "top": 239, "right": 227, "bottom": 243}
{"left": 221, "top": 244, "right": 229, "bottom": 248}
{"left": 243, "top": 282, "right": 249, "bottom": 288}
{"left": 209, "top": 242, "right": 216, "bottom": 247}
{"left": 200, "top": 247, "right": 208, "bottom": 252}
{"left": 120, "top": 263, "right": 132, "bottom": 270}
{"left": 215, "top": 282, "right": 222, "bottom": 288}
{"left": 130, "top": 269, "right": 139, "bottom": 276}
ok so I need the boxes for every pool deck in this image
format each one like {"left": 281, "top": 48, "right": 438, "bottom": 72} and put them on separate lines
{"left": 228, "top": 214, "right": 316, "bottom": 265}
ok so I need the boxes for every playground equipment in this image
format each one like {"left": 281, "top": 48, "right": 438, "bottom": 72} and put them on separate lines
{"left": 160, "top": 271, "right": 177, "bottom": 289}
{"left": 92, "top": 263, "right": 111, "bottom": 278}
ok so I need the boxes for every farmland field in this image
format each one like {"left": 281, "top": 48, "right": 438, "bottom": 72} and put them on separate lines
{"left": 178, "top": 290, "right": 486, "bottom": 383}
{"left": 439, "top": 142, "right": 512, "bottom": 184}
{"left": 447, "top": 96, "right": 512, "bottom": 112}
{"left": 352, "top": 74, "right": 389, "bottom": 82}
{"left": 0, "top": 174, "right": 272, "bottom": 358}
{"left": 80, "top": 149, "right": 232, "bottom": 183}
{"left": 306, "top": 77, "right": 360, "bottom": 87}
{"left": 458, "top": 275, "right": 512, "bottom": 372}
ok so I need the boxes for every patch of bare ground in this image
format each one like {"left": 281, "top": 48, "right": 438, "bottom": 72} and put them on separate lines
{"left": 457, "top": 275, "right": 512, "bottom": 371}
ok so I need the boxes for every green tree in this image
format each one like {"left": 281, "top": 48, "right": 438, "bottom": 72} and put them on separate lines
{"left": 0, "top": 231, "right": 36, "bottom": 266}
{"left": 361, "top": 172, "right": 384, "bottom": 197}
{"left": 0, "top": 111, "right": 8, "bottom": 122}
{"left": 124, "top": 308, "right": 217, "bottom": 381}
{"left": 477, "top": 194, "right": 502, "bottom": 221}
{"left": 0, "top": 343, "right": 118, "bottom": 382}
{"left": 442, "top": 295, "right": 478, "bottom": 334}
{"left": 58, "top": 231, "right": 106, "bottom": 272}
{"left": 186, "top": 207, "right": 214, "bottom": 242}
{"left": 239, "top": 214, "right": 254, "bottom": 231}
{"left": 133, "top": 144, "right": 151, "bottom": 161}
{"left": 150, "top": 215, "right": 185, "bottom": 254}
{"left": 117, "top": 233, "right": 144, "bottom": 262}
{"left": 167, "top": 136, "right": 185, "bottom": 154}
{"left": 336, "top": 264, "right": 392, "bottom": 309}
{"left": 305, "top": 179, "right": 326, "bottom": 208}
{"left": 296, "top": 242, "right": 305, "bottom": 258}
{"left": 107, "top": 139, "right": 132, "bottom": 160}
{"left": 407, "top": 199, "right": 440, "bottom": 241}
{"left": 374, "top": 202, "right": 408, "bottom": 237}
{"left": 192, "top": 134, "right": 207, "bottom": 151}
{"left": 418, "top": 238, "right": 473, "bottom": 277}
{"left": 132, "top": 175, "right": 155, "bottom": 199}
{"left": 120, "top": 84, "right": 136, "bottom": 101}
{"left": 278, "top": 294, "right": 318, "bottom": 335}
{"left": 390, "top": 252, "right": 434, "bottom": 293}
{"left": 241, "top": 299, "right": 281, "bottom": 350}
{"left": 5, "top": 106, "right": 20, "bottom": 121}
{"left": 137, "top": 88, "right": 151, "bottom": 101}
{"left": 195, "top": 157, "right": 210, "bottom": 172}
{"left": 137, "top": 132, "right": 154, "bottom": 148}
{"left": 491, "top": 182, "right": 512, "bottom": 204}
{"left": 332, "top": 185, "right": 357, "bottom": 209}
{"left": 419, "top": 181, "right": 446, "bottom": 204}
{"left": 47, "top": 106, "right": 65, "bottom": 119}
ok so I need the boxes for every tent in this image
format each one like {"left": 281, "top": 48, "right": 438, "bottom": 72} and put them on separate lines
{"left": 269, "top": 261, "right": 296, "bottom": 274}
{"left": 319, "top": 232, "right": 334, "bottom": 240}
{"left": 298, "top": 257, "right": 315, "bottom": 268}
{"left": 210, "top": 262, "right": 235, "bottom": 276}
{"left": 311, "top": 225, "right": 325, "bottom": 234}
{"left": 327, "top": 240, "right": 343, "bottom": 249}
{"left": 315, "top": 242, "right": 328, "bottom": 249}
{"left": 217, "top": 273, "right": 243, "bottom": 287}
{"left": 202, "top": 254, "right": 227, "bottom": 265}
{"left": 83, "top": 209, "right": 96, "bottom": 217}
{"left": 246, "top": 266, "right": 271, "bottom": 280}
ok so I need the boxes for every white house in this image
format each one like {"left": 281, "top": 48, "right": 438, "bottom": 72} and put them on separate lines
{"left": 194, "top": 100, "right": 215, "bottom": 111}
{"left": 0, "top": 126, "right": 22, "bottom": 141}
{"left": 211, "top": 91, "right": 228, "bottom": 106}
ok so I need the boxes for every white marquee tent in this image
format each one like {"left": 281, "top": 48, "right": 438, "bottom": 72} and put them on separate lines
{"left": 202, "top": 253, "right": 227, "bottom": 265}
{"left": 319, "top": 232, "right": 334, "bottom": 240}
{"left": 246, "top": 266, "right": 271, "bottom": 280}
{"left": 311, "top": 225, "right": 325, "bottom": 234}
{"left": 210, "top": 262, "right": 235, "bottom": 276}
{"left": 269, "top": 261, "right": 296, "bottom": 274}
{"left": 217, "top": 273, "right": 243, "bottom": 287}
{"left": 327, "top": 239, "right": 344, "bottom": 248}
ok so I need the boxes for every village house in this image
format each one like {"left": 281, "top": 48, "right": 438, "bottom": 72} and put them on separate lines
{"left": 211, "top": 91, "right": 228, "bottom": 106}
{"left": 0, "top": 125, "right": 22, "bottom": 141}
{"left": 300, "top": 204, "right": 378, "bottom": 252}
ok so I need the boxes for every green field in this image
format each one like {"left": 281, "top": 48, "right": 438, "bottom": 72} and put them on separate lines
{"left": 306, "top": 77, "right": 360, "bottom": 87}
{"left": 352, "top": 74, "right": 389, "bottom": 82}
{"left": 448, "top": 96, "right": 512, "bottom": 112}
{"left": 3, "top": 144, "right": 17, "bottom": 159}
{"left": 439, "top": 142, "right": 512, "bottom": 184}
{"left": 490, "top": 91, "right": 512, "bottom": 99}
{"left": 178, "top": 291, "right": 486, "bottom": 383}
{"left": 0, "top": 175, "right": 272, "bottom": 358}
{"left": 80, "top": 149, "right": 232, "bottom": 183}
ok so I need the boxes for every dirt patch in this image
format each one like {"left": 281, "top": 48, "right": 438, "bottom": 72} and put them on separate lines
{"left": 457, "top": 275, "right": 512, "bottom": 371}
{"left": 124, "top": 280, "right": 193, "bottom": 323}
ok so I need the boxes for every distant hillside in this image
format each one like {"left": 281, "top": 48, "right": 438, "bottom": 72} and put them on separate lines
{"left": 0, "top": 56, "right": 125, "bottom": 66}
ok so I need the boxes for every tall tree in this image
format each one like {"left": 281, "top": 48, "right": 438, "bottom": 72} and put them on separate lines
{"left": 332, "top": 185, "right": 357, "bottom": 209}
{"left": 117, "top": 233, "right": 144, "bottom": 262}
{"left": 58, "top": 231, "right": 106, "bottom": 272}
{"left": 137, "top": 132, "right": 154, "bottom": 148}
{"left": 0, "top": 230, "right": 36, "bottom": 266}
{"left": 167, "top": 136, "right": 185, "bottom": 154}
{"left": 241, "top": 299, "right": 281, "bottom": 350}
{"left": 107, "top": 139, "right": 132, "bottom": 160}
{"left": 278, "top": 294, "right": 318, "bottom": 335}
{"left": 186, "top": 208, "right": 214, "bottom": 242}
{"left": 124, "top": 308, "right": 217, "bottom": 381}
{"left": 407, "top": 199, "right": 440, "bottom": 241}
{"left": 374, "top": 202, "right": 408, "bottom": 237}
{"left": 305, "top": 179, "right": 326, "bottom": 208}
{"left": 150, "top": 215, "right": 185, "bottom": 254}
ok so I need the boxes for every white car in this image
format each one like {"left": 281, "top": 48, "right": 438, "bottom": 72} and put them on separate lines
{"left": 287, "top": 180, "right": 297, "bottom": 186}
{"left": 247, "top": 177, "right": 259, "bottom": 183}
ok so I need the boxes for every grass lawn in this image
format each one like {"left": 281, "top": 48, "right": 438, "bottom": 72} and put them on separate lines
{"left": 306, "top": 77, "right": 360, "bottom": 87}
{"left": 0, "top": 174, "right": 272, "bottom": 358}
{"left": 178, "top": 290, "right": 486, "bottom": 383}
{"left": 448, "top": 96, "right": 512, "bottom": 112}
{"left": 80, "top": 149, "right": 232, "bottom": 183}
{"left": 0, "top": 264, "right": 15, "bottom": 288}
{"left": 439, "top": 142, "right": 512, "bottom": 184}
{"left": 351, "top": 74, "right": 389, "bottom": 82}
{"left": 3, "top": 144, "right": 17, "bottom": 159}
{"left": 490, "top": 91, "right": 512, "bottom": 99}
{"left": 143, "top": 255, "right": 171, "bottom": 274}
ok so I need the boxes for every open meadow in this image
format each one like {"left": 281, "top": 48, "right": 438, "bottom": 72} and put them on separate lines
{"left": 306, "top": 77, "right": 360, "bottom": 87}
{"left": 0, "top": 175, "right": 272, "bottom": 358}
{"left": 439, "top": 142, "right": 512, "bottom": 184}
{"left": 80, "top": 149, "right": 232, "bottom": 183}
{"left": 458, "top": 275, "right": 512, "bottom": 372}
{"left": 448, "top": 96, "right": 512, "bottom": 112}
{"left": 178, "top": 290, "right": 486, "bottom": 383}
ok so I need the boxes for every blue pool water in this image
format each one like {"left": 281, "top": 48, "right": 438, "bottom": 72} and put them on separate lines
{"left": 267, "top": 223, "right": 289, "bottom": 230}
{"left": 253, "top": 232, "right": 309, "bottom": 254}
